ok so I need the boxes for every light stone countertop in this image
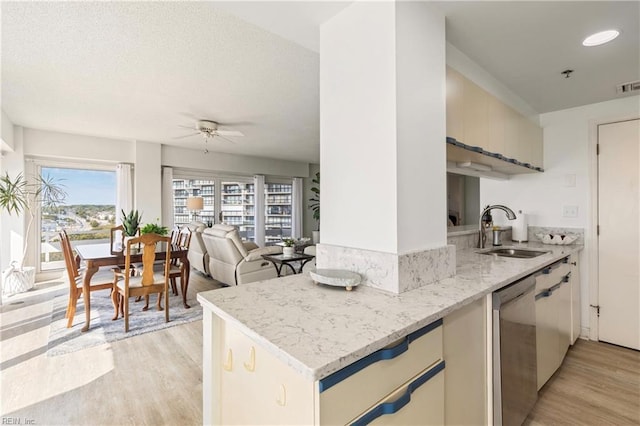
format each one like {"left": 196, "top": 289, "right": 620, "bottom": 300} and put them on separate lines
{"left": 197, "top": 241, "right": 582, "bottom": 382}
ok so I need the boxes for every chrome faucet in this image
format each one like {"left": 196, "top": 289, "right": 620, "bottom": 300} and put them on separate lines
{"left": 478, "top": 205, "right": 517, "bottom": 248}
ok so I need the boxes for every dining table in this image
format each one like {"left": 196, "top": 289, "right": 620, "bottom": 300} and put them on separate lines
{"left": 75, "top": 242, "right": 190, "bottom": 332}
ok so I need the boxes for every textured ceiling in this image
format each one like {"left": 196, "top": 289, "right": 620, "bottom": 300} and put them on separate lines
{"left": 2, "top": 2, "right": 638, "bottom": 164}
{"left": 1, "top": 1, "right": 323, "bottom": 162}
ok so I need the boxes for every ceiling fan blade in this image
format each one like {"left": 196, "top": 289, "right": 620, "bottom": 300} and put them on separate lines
{"left": 215, "top": 130, "right": 244, "bottom": 137}
{"left": 172, "top": 132, "right": 200, "bottom": 139}
{"left": 215, "top": 135, "right": 237, "bottom": 144}
{"left": 178, "top": 124, "right": 197, "bottom": 130}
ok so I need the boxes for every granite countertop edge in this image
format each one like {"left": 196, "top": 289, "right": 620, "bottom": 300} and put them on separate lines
{"left": 197, "top": 242, "right": 583, "bottom": 382}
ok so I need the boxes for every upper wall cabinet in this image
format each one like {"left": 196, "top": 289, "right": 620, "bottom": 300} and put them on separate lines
{"left": 446, "top": 67, "right": 543, "bottom": 174}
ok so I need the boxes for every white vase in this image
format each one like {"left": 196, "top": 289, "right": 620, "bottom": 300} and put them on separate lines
{"left": 283, "top": 246, "right": 295, "bottom": 257}
{"left": 2, "top": 264, "right": 35, "bottom": 296}
{"left": 312, "top": 230, "right": 320, "bottom": 245}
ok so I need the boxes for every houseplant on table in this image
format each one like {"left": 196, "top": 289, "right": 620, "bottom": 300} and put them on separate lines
{"left": 282, "top": 238, "right": 296, "bottom": 257}
{"left": 140, "top": 221, "right": 168, "bottom": 236}
{"left": 121, "top": 209, "right": 142, "bottom": 236}
{"left": 0, "top": 172, "right": 66, "bottom": 296}
{"left": 308, "top": 171, "right": 320, "bottom": 244}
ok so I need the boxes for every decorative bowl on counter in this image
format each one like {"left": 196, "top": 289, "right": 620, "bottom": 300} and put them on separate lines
{"left": 535, "top": 233, "right": 578, "bottom": 245}
{"left": 309, "top": 269, "right": 361, "bottom": 291}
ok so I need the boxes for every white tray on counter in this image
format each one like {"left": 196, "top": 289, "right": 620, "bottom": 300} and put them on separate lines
{"left": 309, "top": 269, "right": 361, "bottom": 291}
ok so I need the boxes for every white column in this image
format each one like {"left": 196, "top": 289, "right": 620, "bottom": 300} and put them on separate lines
{"left": 318, "top": 1, "right": 454, "bottom": 293}
{"left": 133, "top": 141, "right": 162, "bottom": 224}
{"left": 253, "top": 175, "right": 265, "bottom": 247}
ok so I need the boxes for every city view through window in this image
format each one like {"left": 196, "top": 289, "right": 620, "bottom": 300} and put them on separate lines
{"left": 172, "top": 178, "right": 292, "bottom": 244}
{"left": 41, "top": 167, "right": 116, "bottom": 270}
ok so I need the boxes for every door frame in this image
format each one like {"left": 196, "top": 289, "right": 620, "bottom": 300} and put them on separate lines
{"left": 588, "top": 115, "right": 640, "bottom": 341}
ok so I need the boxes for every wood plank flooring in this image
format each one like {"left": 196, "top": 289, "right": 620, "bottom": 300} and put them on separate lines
{"left": 0, "top": 270, "right": 222, "bottom": 425}
{"left": 526, "top": 339, "right": 640, "bottom": 425}
{"left": 3, "top": 273, "right": 639, "bottom": 425}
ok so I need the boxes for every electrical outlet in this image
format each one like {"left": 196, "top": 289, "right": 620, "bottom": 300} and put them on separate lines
{"left": 562, "top": 205, "right": 578, "bottom": 218}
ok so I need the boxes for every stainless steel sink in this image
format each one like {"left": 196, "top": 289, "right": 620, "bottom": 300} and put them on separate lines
{"left": 479, "top": 248, "right": 549, "bottom": 258}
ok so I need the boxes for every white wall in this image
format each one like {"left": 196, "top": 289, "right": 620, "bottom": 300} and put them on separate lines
{"left": 320, "top": 1, "right": 399, "bottom": 253}
{"left": 396, "top": 1, "right": 446, "bottom": 252}
{"left": 162, "top": 145, "right": 308, "bottom": 178}
{"left": 1, "top": 109, "right": 15, "bottom": 151}
{"left": 0, "top": 127, "right": 26, "bottom": 273}
{"left": 481, "top": 95, "right": 640, "bottom": 336}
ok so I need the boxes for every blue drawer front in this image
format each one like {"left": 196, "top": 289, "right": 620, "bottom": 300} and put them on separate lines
{"left": 319, "top": 318, "right": 443, "bottom": 393}
{"left": 350, "top": 360, "right": 446, "bottom": 426}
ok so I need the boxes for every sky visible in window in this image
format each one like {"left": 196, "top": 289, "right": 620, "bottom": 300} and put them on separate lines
{"left": 43, "top": 167, "right": 116, "bottom": 205}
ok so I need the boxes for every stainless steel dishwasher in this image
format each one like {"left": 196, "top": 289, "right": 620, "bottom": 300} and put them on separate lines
{"left": 493, "top": 275, "right": 537, "bottom": 426}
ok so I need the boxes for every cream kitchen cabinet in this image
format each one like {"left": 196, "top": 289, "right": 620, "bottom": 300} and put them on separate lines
{"left": 446, "top": 66, "right": 544, "bottom": 170}
{"left": 443, "top": 297, "right": 487, "bottom": 425}
{"left": 203, "top": 310, "right": 445, "bottom": 426}
{"left": 570, "top": 255, "right": 581, "bottom": 344}
{"left": 534, "top": 257, "right": 574, "bottom": 390}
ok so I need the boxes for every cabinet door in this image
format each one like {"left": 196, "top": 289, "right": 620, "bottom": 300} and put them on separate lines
{"left": 219, "top": 324, "right": 259, "bottom": 425}
{"left": 502, "top": 106, "right": 521, "bottom": 160}
{"left": 352, "top": 365, "right": 445, "bottom": 426}
{"left": 462, "top": 76, "right": 489, "bottom": 149}
{"left": 220, "top": 324, "right": 314, "bottom": 425}
{"left": 446, "top": 67, "right": 465, "bottom": 142}
{"left": 443, "top": 298, "right": 486, "bottom": 425}
{"left": 535, "top": 288, "right": 560, "bottom": 390}
{"left": 570, "top": 255, "right": 581, "bottom": 344}
{"left": 556, "top": 275, "right": 572, "bottom": 360}
{"left": 487, "top": 95, "right": 506, "bottom": 155}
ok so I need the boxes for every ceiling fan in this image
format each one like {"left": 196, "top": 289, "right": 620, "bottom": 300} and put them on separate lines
{"left": 175, "top": 120, "right": 244, "bottom": 145}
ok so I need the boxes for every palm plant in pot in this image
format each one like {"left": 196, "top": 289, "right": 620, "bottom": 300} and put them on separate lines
{"left": 0, "top": 172, "right": 66, "bottom": 296}
{"left": 308, "top": 172, "right": 320, "bottom": 244}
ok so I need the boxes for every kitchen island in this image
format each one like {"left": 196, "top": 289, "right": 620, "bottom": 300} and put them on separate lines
{"left": 198, "top": 241, "right": 582, "bottom": 425}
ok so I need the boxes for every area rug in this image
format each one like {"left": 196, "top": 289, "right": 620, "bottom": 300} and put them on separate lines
{"left": 47, "top": 289, "right": 202, "bottom": 356}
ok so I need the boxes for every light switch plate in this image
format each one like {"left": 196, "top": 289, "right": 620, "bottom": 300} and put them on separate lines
{"left": 562, "top": 205, "right": 578, "bottom": 218}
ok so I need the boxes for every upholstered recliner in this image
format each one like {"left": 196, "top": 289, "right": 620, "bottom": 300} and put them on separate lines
{"left": 185, "top": 221, "right": 210, "bottom": 276}
{"left": 202, "top": 224, "right": 282, "bottom": 286}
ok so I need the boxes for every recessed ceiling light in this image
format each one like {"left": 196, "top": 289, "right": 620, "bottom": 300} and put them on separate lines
{"left": 582, "top": 30, "right": 620, "bottom": 46}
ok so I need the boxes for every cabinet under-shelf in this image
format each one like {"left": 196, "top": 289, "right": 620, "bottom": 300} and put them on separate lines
{"left": 446, "top": 137, "right": 544, "bottom": 178}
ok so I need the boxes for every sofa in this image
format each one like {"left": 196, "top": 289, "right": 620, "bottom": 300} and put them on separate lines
{"left": 202, "top": 224, "right": 282, "bottom": 286}
{"left": 185, "top": 221, "right": 210, "bottom": 276}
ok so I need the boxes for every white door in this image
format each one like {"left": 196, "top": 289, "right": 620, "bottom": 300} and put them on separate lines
{"left": 598, "top": 119, "right": 640, "bottom": 350}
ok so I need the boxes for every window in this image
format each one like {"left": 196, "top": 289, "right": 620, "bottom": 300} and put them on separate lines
{"left": 169, "top": 172, "right": 299, "bottom": 245}
{"left": 172, "top": 178, "right": 215, "bottom": 226}
{"left": 264, "top": 182, "right": 292, "bottom": 245}
{"left": 221, "top": 180, "right": 255, "bottom": 241}
{"left": 40, "top": 166, "right": 116, "bottom": 271}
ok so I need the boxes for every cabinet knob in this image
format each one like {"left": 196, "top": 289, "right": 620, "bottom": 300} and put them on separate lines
{"left": 276, "top": 384, "right": 287, "bottom": 406}
{"left": 223, "top": 349, "right": 233, "bottom": 372}
{"left": 243, "top": 346, "right": 256, "bottom": 372}
{"left": 571, "top": 261, "right": 577, "bottom": 266}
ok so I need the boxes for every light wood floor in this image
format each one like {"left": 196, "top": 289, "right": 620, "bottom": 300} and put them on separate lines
{"left": 3, "top": 275, "right": 639, "bottom": 426}
{"left": 0, "top": 270, "right": 222, "bottom": 425}
{"left": 526, "top": 339, "right": 640, "bottom": 425}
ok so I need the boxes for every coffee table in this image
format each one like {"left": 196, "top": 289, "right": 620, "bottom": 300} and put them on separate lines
{"left": 262, "top": 253, "right": 315, "bottom": 277}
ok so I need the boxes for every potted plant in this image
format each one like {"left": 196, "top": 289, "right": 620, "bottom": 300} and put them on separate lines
{"left": 0, "top": 172, "right": 66, "bottom": 296}
{"left": 140, "top": 221, "right": 168, "bottom": 236}
{"left": 282, "top": 237, "right": 296, "bottom": 257}
{"left": 308, "top": 171, "right": 320, "bottom": 244}
{"left": 121, "top": 209, "right": 142, "bottom": 237}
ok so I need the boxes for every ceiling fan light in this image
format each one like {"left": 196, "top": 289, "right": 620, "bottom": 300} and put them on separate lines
{"left": 582, "top": 30, "right": 620, "bottom": 46}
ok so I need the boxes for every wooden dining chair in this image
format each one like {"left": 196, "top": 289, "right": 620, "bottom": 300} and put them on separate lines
{"left": 110, "top": 225, "right": 125, "bottom": 254}
{"left": 111, "top": 233, "right": 171, "bottom": 332}
{"left": 168, "top": 227, "right": 192, "bottom": 296}
{"left": 59, "top": 231, "right": 113, "bottom": 328}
